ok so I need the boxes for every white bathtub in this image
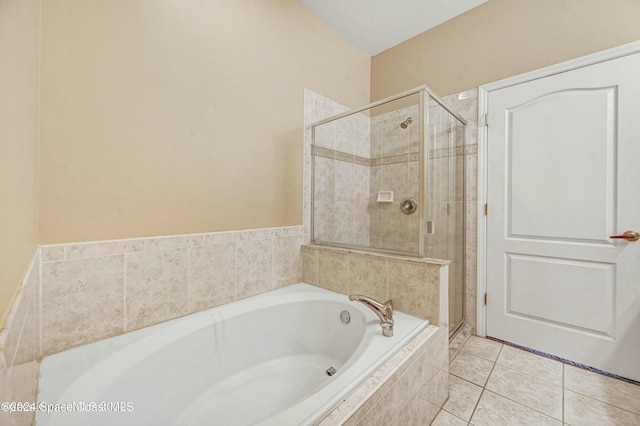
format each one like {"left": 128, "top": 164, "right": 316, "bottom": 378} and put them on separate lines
{"left": 36, "top": 283, "right": 429, "bottom": 425}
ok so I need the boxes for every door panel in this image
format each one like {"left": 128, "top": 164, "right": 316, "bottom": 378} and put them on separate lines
{"left": 506, "top": 254, "right": 615, "bottom": 337}
{"left": 486, "top": 52, "right": 640, "bottom": 381}
{"left": 507, "top": 87, "right": 616, "bottom": 242}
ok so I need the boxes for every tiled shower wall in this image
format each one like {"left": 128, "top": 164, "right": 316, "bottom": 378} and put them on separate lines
{"left": 310, "top": 98, "right": 424, "bottom": 255}
{"left": 370, "top": 104, "right": 421, "bottom": 253}
{"left": 311, "top": 96, "right": 371, "bottom": 246}
{"left": 309, "top": 91, "right": 424, "bottom": 254}
{"left": 307, "top": 87, "right": 479, "bottom": 333}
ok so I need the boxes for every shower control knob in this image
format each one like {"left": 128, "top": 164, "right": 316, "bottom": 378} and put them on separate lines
{"left": 400, "top": 197, "right": 418, "bottom": 215}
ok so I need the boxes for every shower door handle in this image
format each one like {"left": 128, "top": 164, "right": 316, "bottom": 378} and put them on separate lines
{"left": 610, "top": 230, "right": 640, "bottom": 242}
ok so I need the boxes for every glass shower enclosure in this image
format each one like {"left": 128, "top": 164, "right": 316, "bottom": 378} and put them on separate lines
{"left": 311, "top": 86, "right": 467, "bottom": 335}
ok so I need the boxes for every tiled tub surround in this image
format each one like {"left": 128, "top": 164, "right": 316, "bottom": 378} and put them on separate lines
{"left": 302, "top": 244, "right": 451, "bottom": 425}
{"left": 45, "top": 226, "right": 305, "bottom": 356}
{"left": 0, "top": 226, "right": 305, "bottom": 425}
{"left": 319, "top": 324, "right": 449, "bottom": 425}
{"left": 1, "top": 232, "right": 451, "bottom": 426}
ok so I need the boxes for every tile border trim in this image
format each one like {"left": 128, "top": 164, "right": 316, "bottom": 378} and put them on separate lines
{"left": 312, "top": 144, "right": 479, "bottom": 167}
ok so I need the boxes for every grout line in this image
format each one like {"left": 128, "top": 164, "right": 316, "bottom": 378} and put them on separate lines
{"left": 455, "top": 340, "right": 502, "bottom": 424}
{"left": 346, "top": 252, "right": 351, "bottom": 294}
{"left": 468, "top": 386, "right": 486, "bottom": 425}
{"left": 270, "top": 237, "right": 275, "bottom": 290}
{"left": 122, "top": 255, "right": 127, "bottom": 332}
{"left": 483, "top": 343, "right": 501, "bottom": 388}
{"left": 186, "top": 246, "right": 191, "bottom": 312}
{"left": 485, "top": 343, "right": 564, "bottom": 422}
{"left": 38, "top": 249, "right": 43, "bottom": 359}
{"left": 233, "top": 242, "right": 238, "bottom": 299}
{"left": 443, "top": 410, "right": 469, "bottom": 426}
{"left": 384, "top": 258, "right": 389, "bottom": 301}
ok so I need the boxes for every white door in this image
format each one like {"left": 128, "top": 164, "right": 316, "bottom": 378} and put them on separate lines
{"left": 486, "top": 52, "right": 640, "bottom": 381}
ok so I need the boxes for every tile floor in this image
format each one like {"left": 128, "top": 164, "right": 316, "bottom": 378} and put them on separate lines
{"left": 432, "top": 336, "right": 640, "bottom": 425}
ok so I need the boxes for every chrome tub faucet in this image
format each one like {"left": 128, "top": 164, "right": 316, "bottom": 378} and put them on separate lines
{"left": 349, "top": 294, "right": 394, "bottom": 337}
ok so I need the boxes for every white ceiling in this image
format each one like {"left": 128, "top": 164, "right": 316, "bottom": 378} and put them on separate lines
{"left": 298, "top": 0, "right": 489, "bottom": 56}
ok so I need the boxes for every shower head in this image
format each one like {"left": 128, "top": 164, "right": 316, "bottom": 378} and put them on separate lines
{"left": 400, "top": 117, "right": 413, "bottom": 129}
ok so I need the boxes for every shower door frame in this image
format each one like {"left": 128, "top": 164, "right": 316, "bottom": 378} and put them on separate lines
{"left": 310, "top": 85, "right": 468, "bottom": 259}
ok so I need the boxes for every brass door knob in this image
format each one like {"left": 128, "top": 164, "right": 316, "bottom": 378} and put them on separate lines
{"left": 610, "top": 230, "right": 640, "bottom": 242}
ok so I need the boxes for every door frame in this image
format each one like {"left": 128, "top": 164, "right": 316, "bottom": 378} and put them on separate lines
{"left": 476, "top": 39, "right": 640, "bottom": 337}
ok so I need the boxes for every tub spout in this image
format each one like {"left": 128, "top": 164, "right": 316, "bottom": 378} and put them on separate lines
{"left": 349, "top": 294, "right": 394, "bottom": 337}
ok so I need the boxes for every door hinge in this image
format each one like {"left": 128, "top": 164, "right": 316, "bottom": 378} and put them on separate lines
{"left": 481, "top": 113, "right": 489, "bottom": 127}
{"left": 484, "top": 203, "right": 488, "bottom": 215}
{"left": 484, "top": 293, "right": 487, "bottom": 305}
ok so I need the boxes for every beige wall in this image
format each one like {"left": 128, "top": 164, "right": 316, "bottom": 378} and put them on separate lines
{"left": 1, "top": 0, "right": 370, "bottom": 327}
{"left": 0, "top": 0, "right": 40, "bottom": 324}
{"left": 371, "top": 0, "right": 640, "bottom": 99}
{"left": 39, "top": 0, "right": 370, "bottom": 243}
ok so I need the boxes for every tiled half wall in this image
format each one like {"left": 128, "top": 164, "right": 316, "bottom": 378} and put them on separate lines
{"left": 301, "top": 244, "right": 449, "bottom": 326}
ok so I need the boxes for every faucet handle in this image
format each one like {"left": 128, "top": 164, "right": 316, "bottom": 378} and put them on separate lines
{"left": 348, "top": 294, "right": 394, "bottom": 334}
{"left": 383, "top": 299, "right": 393, "bottom": 319}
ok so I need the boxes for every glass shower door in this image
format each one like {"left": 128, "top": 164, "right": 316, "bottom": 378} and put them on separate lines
{"left": 426, "top": 98, "right": 466, "bottom": 335}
